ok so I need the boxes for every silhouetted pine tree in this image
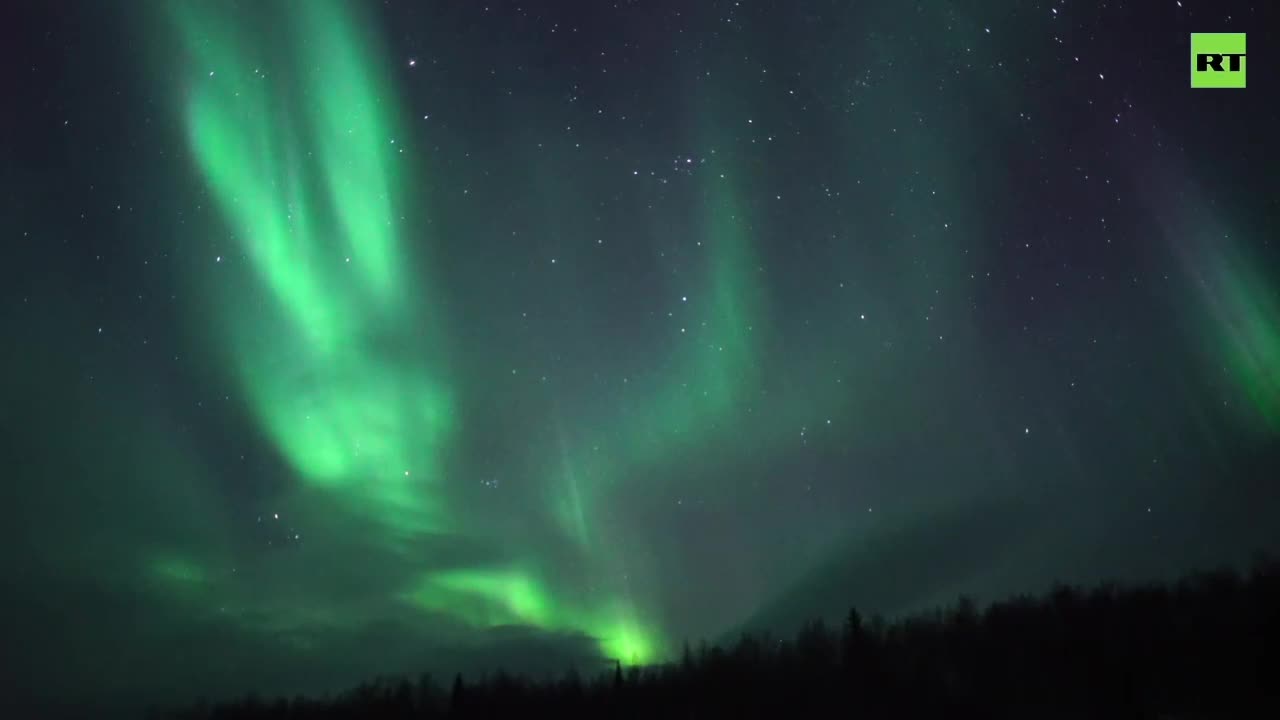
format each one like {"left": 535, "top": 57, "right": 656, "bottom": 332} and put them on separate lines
{"left": 448, "top": 673, "right": 465, "bottom": 717}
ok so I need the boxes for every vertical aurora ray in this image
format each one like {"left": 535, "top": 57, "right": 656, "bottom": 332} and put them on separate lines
{"left": 1129, "top": 146, "right": 1280, "bottom": 435}
{"left": 1214, "top": 259, "right": 1280, "bottom": 431}
{"left": 1155, "top": 198, "right": 1280, "bottom": 433}
{"left": 550, "top": 167, "right": 767, "bottom": 528}
{"left": 526, "top": 126, "right": 772, "bottom": 666}
{"left": 1186, "top": 239, "right": 1280, "bottom": 432}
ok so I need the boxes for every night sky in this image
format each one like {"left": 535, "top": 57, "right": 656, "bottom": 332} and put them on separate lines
{"left": 3, "top": 0, "right": 1279, "bottom": 713}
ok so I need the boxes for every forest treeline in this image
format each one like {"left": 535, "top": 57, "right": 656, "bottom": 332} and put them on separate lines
{"left": 154, "top": 557, "right": 1280, "bottom": 719}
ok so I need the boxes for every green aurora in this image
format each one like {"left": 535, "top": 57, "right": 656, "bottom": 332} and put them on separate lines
{"left": 8, "top": 1, "right": 1277, "bottom": 711}
{"left": 158, "top": 0, "right": 1000, "bottom": 666}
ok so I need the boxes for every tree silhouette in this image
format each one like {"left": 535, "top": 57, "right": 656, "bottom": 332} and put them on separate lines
{"left": 154, "top": 555, "right": 1280, "bottom": 719}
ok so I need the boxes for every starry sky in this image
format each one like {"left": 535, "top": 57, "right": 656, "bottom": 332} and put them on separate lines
{"left": 3, "top": 0, "right": 1279, "bottom": 712}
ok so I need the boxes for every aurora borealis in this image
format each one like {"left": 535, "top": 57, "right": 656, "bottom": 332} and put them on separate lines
{"left": 3, "top": 0, "right": 1279, "bottom": 714}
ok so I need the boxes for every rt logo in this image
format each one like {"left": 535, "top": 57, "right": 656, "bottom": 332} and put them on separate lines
{"left": 1191, "top": 33, "right": 1246, "bottom": 88}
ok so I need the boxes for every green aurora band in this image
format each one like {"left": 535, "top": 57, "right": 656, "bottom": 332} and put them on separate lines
{"left": 167, "top": 0, "right": 670, "bottom": 665}
{"left": 174, "top": 0, "right": 452, "bottom": 539}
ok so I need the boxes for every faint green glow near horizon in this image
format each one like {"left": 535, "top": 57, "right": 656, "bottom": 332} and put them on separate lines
{"left": 406, "top": 567, "right": 556, "bottom": 628}
{"left": 149, "top": 553, "right": 207, "bottom": 587}
{"left": 403, "top": 567, "right": 660, "bottom": 665}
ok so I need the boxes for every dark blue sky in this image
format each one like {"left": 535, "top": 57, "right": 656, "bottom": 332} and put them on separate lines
{"left": 3, "top": 0, "right": 1278, "bottom": 715}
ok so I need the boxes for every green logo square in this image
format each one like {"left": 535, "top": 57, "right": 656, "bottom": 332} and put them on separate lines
{"left": 1191, "top": 33, "right": 1246, "bottom": 88}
